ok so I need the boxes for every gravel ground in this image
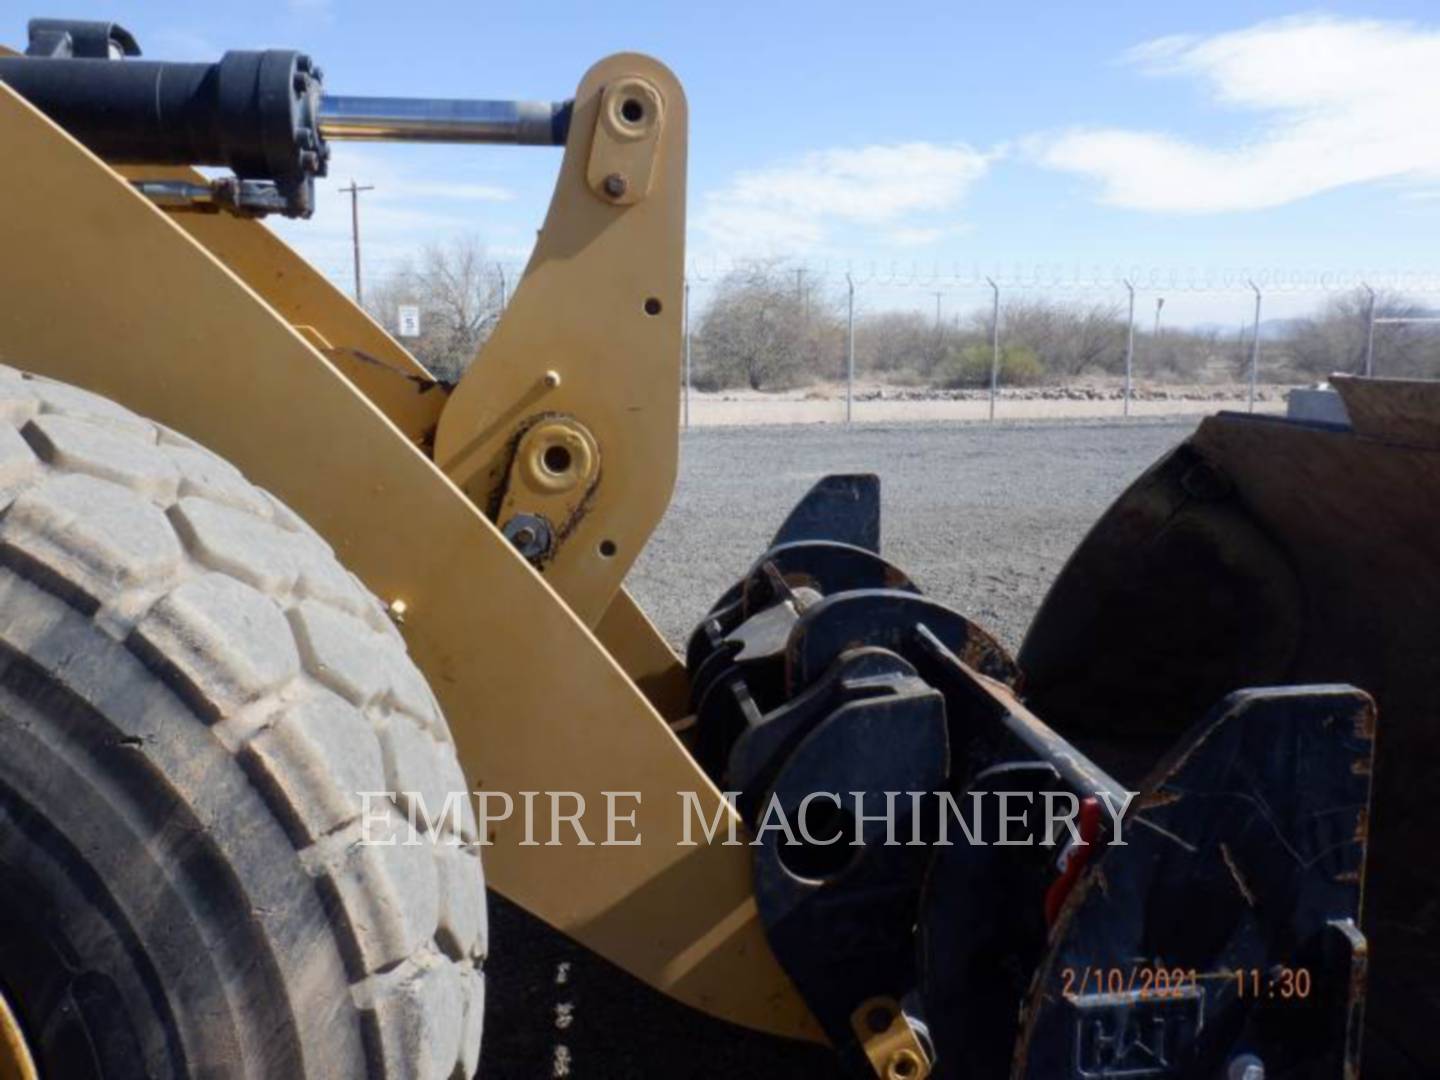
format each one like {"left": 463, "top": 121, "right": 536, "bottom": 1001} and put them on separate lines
{"left": 684, "top": 386, "right": 1286, "bottom": 427}
{"left": 628, "top": 417, "right": 1200, "bottom": 652}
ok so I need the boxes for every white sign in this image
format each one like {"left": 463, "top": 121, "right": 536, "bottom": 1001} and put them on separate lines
{"left": 397, "top": 304, "right": 421, "bottom": 338}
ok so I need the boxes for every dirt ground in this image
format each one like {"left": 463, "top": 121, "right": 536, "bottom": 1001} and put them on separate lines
{"left": 682, "top": 380, "right": 1292, "bottom": 426}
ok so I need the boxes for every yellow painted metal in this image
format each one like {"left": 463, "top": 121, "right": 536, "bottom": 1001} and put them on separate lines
{"left": 104, "top": 48, "right": 690, "bottom": 711}
{"left": 850, "top": 997, "right": 931, "bottom": 1080}
{"left": 0, "top": 988, "right": 36, "bottom": 1080}
{"left": 0, "top": 74, "right": 819, "bottom": 1043}
{"left": 594, "top": 588, "right": 692, "bottom": 721}
{"left": 116, "top": 164, "right": 447, "bottom": 448}
{"left": 433, "top": 53, "right": 685, "bottom": 627}
{"left": 586, "top": 75, "right": 665, "bottom": 205}
{"left": 97, "top": 51, "right": 695, "bottom": 778}
{"left": 498, "top": 415, "right": 601, "bottom": 562}
{"left": 139, "top": 165, "right": 686, "bottom": 713}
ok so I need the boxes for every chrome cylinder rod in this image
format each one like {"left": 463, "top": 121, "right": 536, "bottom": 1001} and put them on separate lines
{"left": 318, "top": 95, "right": 570, "bottom": 146}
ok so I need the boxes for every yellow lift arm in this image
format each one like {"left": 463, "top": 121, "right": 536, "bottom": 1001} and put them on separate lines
{"left": 0, "top": 52, "right": 821, "bottom": 1043}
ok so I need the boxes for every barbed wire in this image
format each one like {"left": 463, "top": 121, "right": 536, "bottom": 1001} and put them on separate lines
{"left": 300, "top": 252, "right": 1440, "bottom": 305}
{"left": 681, "top": 257, "right": 1440, "bottom": 294}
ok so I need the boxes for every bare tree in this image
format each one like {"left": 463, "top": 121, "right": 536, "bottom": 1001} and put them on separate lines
{"left": 1143, "top": 326, "right": 1222, "bottom": 381}
{"left": 856, "top": 310, "right": 948, "bottom": 378}
{"left": 693, "top": 262, "right": 807, "bottom": 390}
{"left": 612, "top": 270, "right": 1440, "bottom": 394}
{"left": 994, "top": 298, "right": 1126, "bottom": 377}
{"left": 366, "top": 235, "right": 505, "bottom": 384}
{"left": 1288, "top": 288, "right": 1437, "bottom": 378}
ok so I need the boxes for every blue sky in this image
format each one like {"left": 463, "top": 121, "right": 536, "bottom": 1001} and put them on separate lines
{"left": 12, "top": 2, "right": 1440, "bottom": 324}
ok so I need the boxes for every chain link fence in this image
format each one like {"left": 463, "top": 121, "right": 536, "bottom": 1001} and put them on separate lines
{"left": 676, "top": 262, "right": 1440, "bottom": 427}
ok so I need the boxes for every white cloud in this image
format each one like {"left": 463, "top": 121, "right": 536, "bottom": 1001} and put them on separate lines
{"left": 885, "top": 224, "right": 969, "bottom": 247}
{"left": 697, "top": 142, "right": 994, "bottom": 254}
{"left": 397, "top": 181, "right": 514, "bottom": 203}
{"left": 1033, "top": 16, "right": 1440, "bottom": 212}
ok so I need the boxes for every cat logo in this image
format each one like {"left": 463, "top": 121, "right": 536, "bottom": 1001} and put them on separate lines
{"left": 1071, "top": 989, "right": 1203, "bottom": 1078}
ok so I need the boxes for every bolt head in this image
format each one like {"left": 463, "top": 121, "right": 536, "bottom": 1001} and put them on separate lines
{"left": 603, "top": 173, "right": 628, "bottom": 198}
{"left": 502, "top": 514, "right": 553, "bottom": 561}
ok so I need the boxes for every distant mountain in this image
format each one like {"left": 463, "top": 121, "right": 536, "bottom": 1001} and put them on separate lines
{"left": 1258, "top": 317, "right": 1307, "bottom": 341}
{"left": 1189, "top": 317, "right": 1309, "bottom": 341}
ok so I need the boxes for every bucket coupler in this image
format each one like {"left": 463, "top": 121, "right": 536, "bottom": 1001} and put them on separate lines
{"left": 684, "top": 476, "right": 1376, "bottom": 1079}
{"left": 1009, "top": 686, "right": 1374, "bottom": 1080}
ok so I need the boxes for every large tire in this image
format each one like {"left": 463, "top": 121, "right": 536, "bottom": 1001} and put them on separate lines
{"left": 0, "top": 365, "right": 485, "bottom": 1079}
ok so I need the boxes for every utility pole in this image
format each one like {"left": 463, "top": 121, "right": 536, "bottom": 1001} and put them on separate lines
{"left": 845, "top": 274, "right": 855, "bottom": 425}
{"left": 683, "top": 279, "right": 692, "bottom": 429}
{"left": 340, "top": 180, "right": 374, "bottom": 304}
{"left": 933, "top": 291, "right": 943, "bottom": 332}
{"left": 1362, "top": 282, "right": 1376, "bottom": 376}
{"left": 1154, "top": 296, "right": 1165, "bottom": 338}
{"left": 1123, "top": 280, "right": 1135, "bottom": 418}
{"left": 986, "top": 278, "right": 1000, "bottom": 422}
{"left": 795, "top": 268, "right": 809, "bottom": 345}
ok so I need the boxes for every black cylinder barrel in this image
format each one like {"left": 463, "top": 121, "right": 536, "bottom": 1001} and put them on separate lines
{"left": 0, "top": 50, "right": 324, "bottom": 183}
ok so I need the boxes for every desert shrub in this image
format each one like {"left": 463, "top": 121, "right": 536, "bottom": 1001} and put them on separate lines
{"left": 856, "top": 311, "right": 939, "bottom": 376}
{"left": 692, "top": 262, "right": 844, "bottom": 390}
{"left": 931, "top": 344, "right": 1044, "bottom": 388}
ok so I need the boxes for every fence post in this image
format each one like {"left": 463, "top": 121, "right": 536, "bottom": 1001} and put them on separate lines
{"left": 846, "top": 273, "right": 855, "bottom": 424}
{"left": 683, "top": 278, "right": 692, "bottom": 429}
{"left": 1123, "top": 279, "right": 1135, "bottom": 417}
{"left": 1362, "top": 282, "right": 1376, "bottom": 377}
{"left": 986, "top": 277, "right": 1000, "bottom": 422}
{"left": 1248, "top": 280, "right": 1263, "bottom": 412}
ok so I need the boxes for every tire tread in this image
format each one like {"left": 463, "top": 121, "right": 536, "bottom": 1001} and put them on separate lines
{"left": 0, "top": 367, "right": 483, "bottom": 1080}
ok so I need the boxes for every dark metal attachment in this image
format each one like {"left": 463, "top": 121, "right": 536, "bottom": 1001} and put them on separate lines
{"left": 1020, "top": 387, "right": 1440, "bottom": 1073}
{"left": 1011, "top": 686, "right": 1373, "bottom": 1079}
{"left": 0, "top": 33, "right": 326, "bottom": 216}
{"left": 24, "top": 18, "right": 140, "bottom": 59}
{"left": 1, "top": 16, "right": 573, "bottom": 218}
{"left": 684, "top": 474, "right": 1376, "bottom": 1080}
{"left": 502, "top": 513, "right": 554, "bottom": 563}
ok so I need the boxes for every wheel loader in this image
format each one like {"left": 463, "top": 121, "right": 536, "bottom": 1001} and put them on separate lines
{"left": 0, "top": 16, "right": 1430, "bottom": 1080}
